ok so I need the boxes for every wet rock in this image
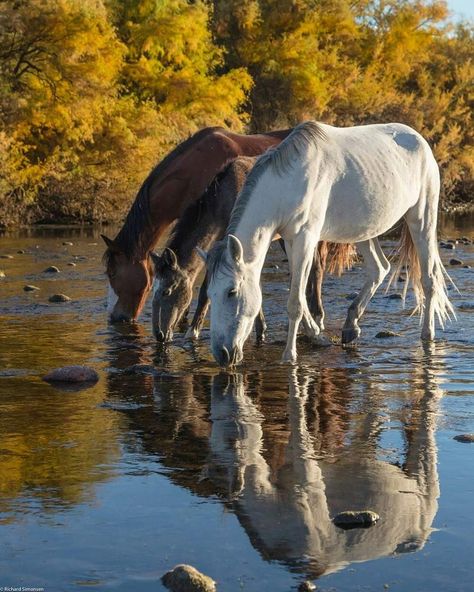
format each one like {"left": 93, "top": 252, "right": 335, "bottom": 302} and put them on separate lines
{"left": 48, "top": 293, "right": 71, "bottom": 302}
{"left": 162, "top": 564, "right": 216, "bottom": 592}
{"left": 0, "top": 270, "right": 5, "bottom": 278}
{"left": 298, "top": 581, "right": 316, "bottom": 592}
{"left": 440, "top": 242, "right": 455, "bottom": 250}
{"left": 457, "top": 302, "right": 474, "bottom": 311}
{"left": 375, "top": 330, "right": 401, "bottom": 338}
{"left": 62, "top": 241, "right": 73, "bottom": 246}
{"left": 447, "top": 239, "right": 458, "bottom": 244}
{"left": 463, "top": 265, "right": 471, "bottom": 269}
{"left": 24, "top": 285, "right": 40, "bottom": 292}
{"left": 43, "top": 265, "right": 60, "bottom": 273}
{"left": 453, "top": 434, "right": 474, "bottom": 443}
{"left": 17, "top": 249, "right": 25, "bottom": 254}
{"left": 333, "top": 510, "right": 379, "bottom": 528}
{"left": 386, "top": 293, "right": 403, "bottom": 300}
{"left": 449, "top": 258, "right": 463, "bottom": 266}
{"left": 43, "top": 365, "right": 99, "bottom": 384}
{"left": 0, "top": 254, "right": 14, "bottom": 259}
{"left": 67, "top": 262, "right": 76, "bottom": 267}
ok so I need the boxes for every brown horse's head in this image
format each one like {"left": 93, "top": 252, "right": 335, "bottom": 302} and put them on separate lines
{"left": 151, "top": 248, "right": 194, "bottom": 342}
{"left": 102, "top": 235, "right": 154, "bottom": 323}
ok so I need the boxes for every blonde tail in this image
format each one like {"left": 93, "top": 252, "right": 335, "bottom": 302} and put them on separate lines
{"left": 387, "top": 221, "right": 456, "bottom": 327}
{"left": 325, "top": 242, "right": 358, "bottom": 276}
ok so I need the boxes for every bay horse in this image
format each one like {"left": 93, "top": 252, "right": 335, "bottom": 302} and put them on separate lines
{"left": 102, "top": 126, "right": 292, "bottom": 322}
{"left": 150, "top": 156, "right": 356, "bottom": 342}
{"left": 202, "top": 121, "right": 455, "bottom": 366}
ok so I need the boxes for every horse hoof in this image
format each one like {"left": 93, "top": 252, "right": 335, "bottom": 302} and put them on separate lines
{"left": 312, "top": 334, "right": 332, "bottom": 347}
{"left": 255, "top": 333, "right": 266, "bottom": 345}
{"left": 185, "top": 327, "right": 200, "bottom": 341}
{"left": 281, "top": 350, "right": 297, "bottom": 364}
{"left": 342, "top": 327, "right": 360, "bottom": 344}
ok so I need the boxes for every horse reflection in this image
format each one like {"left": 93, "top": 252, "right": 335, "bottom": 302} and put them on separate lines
{"left": 206, "top": 359, "right": 440, "bottom": 578}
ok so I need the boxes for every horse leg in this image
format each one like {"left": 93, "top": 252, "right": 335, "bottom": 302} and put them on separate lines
{"left": 306, "top": 243, "right": 327, "bottom": 331}
{"left": 178, "top": 307, "right": 190, "bottom": 331}
{"left": 342, "top": 238, "right": 389, "bottom": 344}
{"left": 185, "top": 274, "right": 210, "bottom": 340}
{"left": 282, "top": 232, "right": 319, "bottom": 363}
{"left": 254, "top": 307, "right": 267, "bottom": 344}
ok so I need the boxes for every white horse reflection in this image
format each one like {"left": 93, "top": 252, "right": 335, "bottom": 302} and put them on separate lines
{"left": 206, "top": 359, "right": 441, "bottom": 577}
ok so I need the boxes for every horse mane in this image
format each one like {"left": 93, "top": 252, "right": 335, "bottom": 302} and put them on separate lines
{"left": 207, "top": 121, "right": 327, "bottom": 281}
{"left": 109, "top": 126, "right": 226, "bottom": 263}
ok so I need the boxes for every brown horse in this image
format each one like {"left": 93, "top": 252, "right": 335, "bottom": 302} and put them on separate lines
{"left": 102, "top": 126, "right": 293, "bottom": 322}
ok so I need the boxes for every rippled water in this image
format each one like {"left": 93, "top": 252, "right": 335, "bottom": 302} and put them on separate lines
{"left": 0, "top": 218, "right": 473, "bottom": 591}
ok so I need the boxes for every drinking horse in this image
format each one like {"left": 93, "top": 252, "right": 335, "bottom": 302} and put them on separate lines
{"left": 202, "top": 121, "right": 454, "bottom": 365}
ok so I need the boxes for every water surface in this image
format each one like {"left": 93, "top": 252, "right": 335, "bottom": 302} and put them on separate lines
{"left": 0, "top": 221, "right": 473, "bottom": 591}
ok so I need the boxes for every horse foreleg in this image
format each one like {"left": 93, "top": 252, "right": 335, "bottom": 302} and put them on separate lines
{"left": 283, "top": 233, "right": 319, "bottom": 363}
{"left": 342, "top": 239, "right": 389, "bottom": 344}
{"left": 185, "top": 274, "right": 210, "bottom": 340}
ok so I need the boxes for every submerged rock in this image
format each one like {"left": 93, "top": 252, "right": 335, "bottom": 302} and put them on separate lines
{"left": 386, "top": 293, "right": 403, "bottom": 300}
{"left": 333, "top": 510, "right": 379, "bottom": 528}
{"left": 162, "top": 564, "right": 216, "bottom": 592}
{"left": 24, "top": 285, "right": 40, "bottom": 292}
{"left": 43, "top": 365, "right": 99, "bottom": 384}
{"left": 43, "top": 265, "right": 60, "bottom": 273}
{"left": 375, "top": 330, "right": 401, "bottom": 338}
{"left": 453, "top": 434, "right": 474, "bottom": 443}
{"left": 48, "top": 293, "right": 71, "bottom": 302}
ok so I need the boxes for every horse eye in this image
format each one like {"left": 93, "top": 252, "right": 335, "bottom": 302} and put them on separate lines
{"left": 227, "top": 288, "right": 237, "bottom": 298}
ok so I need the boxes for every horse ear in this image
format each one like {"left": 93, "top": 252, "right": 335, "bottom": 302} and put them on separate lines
{"left": 227, "top": 234, "right": 244, "bottom": 264}
{"left": 163, "top": 248, "right": 178, "bottom": 270}
{"left": 196, "top": 247, "right": 208, "bottom": 263}
{"left": 101, "top": 234, "right": 119, "bottom": 252}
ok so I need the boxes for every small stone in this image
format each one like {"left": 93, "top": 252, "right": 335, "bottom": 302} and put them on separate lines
{"left": 0, "top": 270, "right": 5, "bottom": 278}
{"left": 463, "top": 265, "right": 471, "bottom": 269}
{"left": 375, "top": 330, "right": 401, "bottom": 338}
{"left": 333, "top": 510, "right": 380, "bottom": 528}
{"left": 48, "top": 293, "right": 71, "bottom": 302}
{"left": 17, "top": 249, "right": 25, "bottom": 254}
{"left": 298, "top": 581, "right": 316, "bottom": 592}
{"left": 441, "top": 243, "right": 455, "bottom": 250}
{"left": 62, "top": 241, "right": 73, "bottom": 246}
{"left": 453, "top": 434, "right": 474, "bottom": 443}
{"left": 0, "top": 254, "right": 13, "bottom": 259}
{"left": 272, "top": 264, "right": 280, "bottom": 269}
{"left": 43, "top": 365, "right": 99, "bottom": 384}
{"left": 43, "top": 265, "right": 60, "bottom": 273}
{"left": 67, "top": 262, "right": 76, "bottom": 267}
{"left": 387, "top": 293, "right": 403, "bottom": 300}
{"left": 24, "top": 285, "right": 40, "bottom": 292}
{"left": 450, "top": 258, "right": 463, "bottom": 265}
{"left": 447, "top": 239, "right": 458, "bottom": 244}
{"left": 162, "top": 564, "right": 216, "bottom": 592}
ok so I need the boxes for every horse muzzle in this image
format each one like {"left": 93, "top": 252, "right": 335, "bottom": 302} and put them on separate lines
{"left": 213, "top": 344, "right": 242, "bottom": 367}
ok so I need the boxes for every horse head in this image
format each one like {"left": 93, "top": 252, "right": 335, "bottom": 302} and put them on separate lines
{"left": 201, "top": 235, "right": 262, "bottom": 367}
{"left": 150, "top": 248, "right": 194, "bottom": 342}
{"left": 102, "top": 234, "right": 154, "bottom": 323}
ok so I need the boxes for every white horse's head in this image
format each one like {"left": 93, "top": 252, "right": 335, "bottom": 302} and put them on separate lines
{"left": 200, "top": 235, "right": 262, "bottom": 367}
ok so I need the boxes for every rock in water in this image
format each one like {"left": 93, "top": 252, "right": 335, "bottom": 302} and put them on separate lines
{"left": 43, "top": 265, "right": 60, "bottom": 273}
{"left": 375, "top": 330, "right": 401, "bottom": 338}
{"left": 333, "top": 510, "right": 379, "bottom": 528}
{"left": 67, "top": 262, "right": 76, "bottom": 267}
{"left": 298, "top": 581, "right": 316, "bottom": 591}
{"left": 449, "top": 258, "right": 463, "bottom": 266}
{"left": 162, "top": 564, "right": 216, "bottom": 592}
{"left": 0, "top": 254, "right": 14, "bottom": 259}
{"left": 43, "top": 366, "right": 99, "bottom": 384}
{"left": 62, "top": 241, "right": 73, "bottom": 246}
{"left": 387, "top": 293, "right": 403, "bottom": 300}
{"left": 0, "top": 270, "right": 5, "bottom": 278}
{"left": 49, "top": 294, "right": 71, "bottom": 302}
{"left": 453, "top": 434, "right": 474, "bottom": 443}
{"left": 24, "top": 285, "right": 40, "bottom": 292}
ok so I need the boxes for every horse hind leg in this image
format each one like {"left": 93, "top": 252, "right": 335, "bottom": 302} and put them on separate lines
{"left": 306, "top": 242, "right": 327, "bottom": 331}
{"left": 342, "top": 238, "right": 390, "bottom": 345}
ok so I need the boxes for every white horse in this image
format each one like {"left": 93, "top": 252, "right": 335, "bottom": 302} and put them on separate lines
{"left": 199, "top": 121, "right": 454, "bottom": 365}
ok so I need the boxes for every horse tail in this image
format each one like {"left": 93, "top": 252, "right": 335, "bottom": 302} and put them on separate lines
{"left": 387, "top": 221, "right": 456, "bottom": 327}
{"left": 325, "top": 242, "right": 358, "bottom": 276}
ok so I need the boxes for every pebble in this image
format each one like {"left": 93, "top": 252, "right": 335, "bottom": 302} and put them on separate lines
{"left": 298, "top": 581, "right": 316, "bottom": 592}
{"left": 386, "top": 293, "right": 403, "bottom": 300}
{"left": 375, "top": 330, "right": 401, "bottom": 338}
{"left": 48, "top": 293, "right": 71, "bottom": 302}
{"left": 24, "top": 285, "right": 40, "bottom": 292}
{"left": 43, "top": 265, "right": 60, "bottom": 273}
{"left": 333, "top": 510, "right": 380, "bottom": 528}
{"left": 440, "top": 242, "right": 455, "bottom": 250}
{"left": 17, "top": 249, "right": 25, "bottom": 254}
{"left": 0, "top": 254, "right": 14, "bottom": 259}
{"left": 67, "top": 262, "right": 76, "bottom": 267}
{"left": 162, "top": 564, "right": 216, "bottom": 592}
{"left": 453, "top": 434, "right": 474, "bottom": 443}
{"left": 449, "top": 258, "right": 463, "bottom": 265}
{"left": 463, "top": 265, "right": 471, "bottom": 269}
{"left": 0, "top": 270, "right": 5, "bottom": 278}
{"left": 62, "top": 241, "right": 73, "bottom": 246}
{"left": 43, "top": 365, "right": 99, "bottom": 384}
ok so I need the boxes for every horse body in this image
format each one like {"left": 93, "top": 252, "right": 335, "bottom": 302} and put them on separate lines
{"left": 102, "top": 126, "right": 292, "bottom": 322}
{"left": 205, "top": 121, "right": 453, "bottom": 366}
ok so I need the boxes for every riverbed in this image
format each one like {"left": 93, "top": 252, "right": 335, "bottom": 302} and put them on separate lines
{"left": 0, "top": 218, "right": 473, "bottom": 591}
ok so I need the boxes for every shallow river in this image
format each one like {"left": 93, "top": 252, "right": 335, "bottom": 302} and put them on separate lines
{"left": 0, "top": 216, "right": 473, "bottom": 592}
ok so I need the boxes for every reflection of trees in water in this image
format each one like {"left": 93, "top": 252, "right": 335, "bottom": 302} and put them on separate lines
{"left": 104, "top": 336, "right": 443, "bottom": 580}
